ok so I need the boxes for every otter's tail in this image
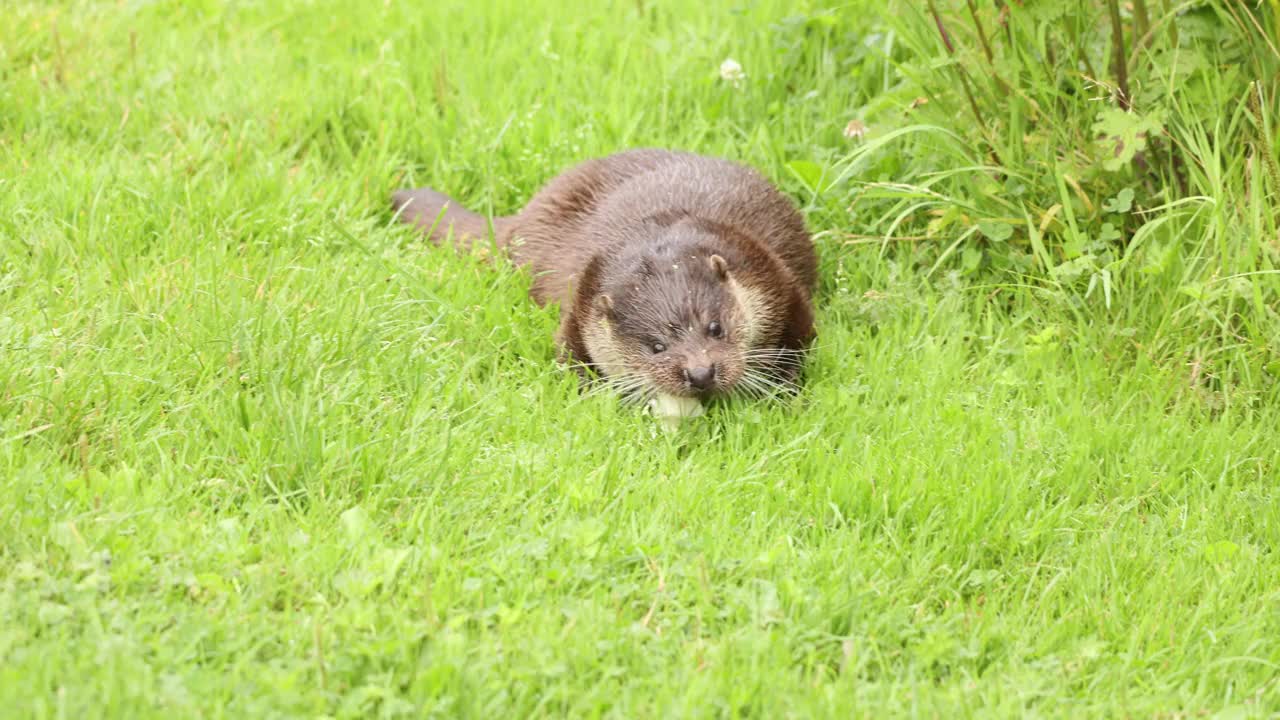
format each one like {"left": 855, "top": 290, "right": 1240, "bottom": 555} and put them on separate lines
{"left": 391, "top": 187, "right": 510, "bottom": 248}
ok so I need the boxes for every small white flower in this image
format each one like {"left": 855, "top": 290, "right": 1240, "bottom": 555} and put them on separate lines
{"left": 719, "top": 58, "right": 745, "bottom": 87}
{"left": 843, "top": 119, "right": 867, "bottom": 139}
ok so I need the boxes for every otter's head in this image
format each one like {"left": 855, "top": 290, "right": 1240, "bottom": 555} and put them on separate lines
{"left": 582, "top": 242, "right": 770, "bottom": 401}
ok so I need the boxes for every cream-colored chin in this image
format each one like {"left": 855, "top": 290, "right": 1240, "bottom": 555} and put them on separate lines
{"left": 649, "top": 393, "right": 704, "bottom": 430}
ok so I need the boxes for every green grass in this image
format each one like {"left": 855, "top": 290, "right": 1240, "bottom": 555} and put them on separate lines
{"left": 2, "top": 0, "right": 1279, "bottom": 716}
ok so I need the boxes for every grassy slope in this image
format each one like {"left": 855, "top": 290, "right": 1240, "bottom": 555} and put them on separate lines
{"left": 2, "top": 0, "right": 1278, "bottom": 716}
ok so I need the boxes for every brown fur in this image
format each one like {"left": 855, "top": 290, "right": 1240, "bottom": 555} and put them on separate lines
{"left": 391, "top": 148, "right": 817, "bottom": 399}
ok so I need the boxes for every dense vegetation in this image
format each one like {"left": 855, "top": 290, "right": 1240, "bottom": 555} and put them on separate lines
{"left": 830, "top": 0, "right": 1279, "bottom": 396}
{"left": 2, "top": 0, "right": 1277, "bottom": 716}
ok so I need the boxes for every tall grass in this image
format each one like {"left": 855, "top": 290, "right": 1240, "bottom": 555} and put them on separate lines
{"left": 816, "top": 1, "right": 1279, "bottom": 398}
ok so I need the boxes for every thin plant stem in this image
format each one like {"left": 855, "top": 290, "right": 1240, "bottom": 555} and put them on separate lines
{"left": 926, "top": 0, "right": 1003, "bottom": 167}
{"left": 1106, "top": 0, "right": 1131, "bottom": 110}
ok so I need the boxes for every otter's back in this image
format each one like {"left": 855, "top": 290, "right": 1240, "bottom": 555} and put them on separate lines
{"left": 505, "top": 149, "right": 815, "bottom": 306}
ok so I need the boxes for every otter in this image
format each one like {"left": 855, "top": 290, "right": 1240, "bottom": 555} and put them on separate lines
{"left": 391, "top": 148, "right": 817, "bottom": 421}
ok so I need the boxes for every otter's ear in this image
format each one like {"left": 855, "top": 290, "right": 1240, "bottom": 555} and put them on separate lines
{"left": 594, "top": 293, "right": 615, "bottom": 318}
{"left": 708, "top": 254, "right": 729, "bottom": 281}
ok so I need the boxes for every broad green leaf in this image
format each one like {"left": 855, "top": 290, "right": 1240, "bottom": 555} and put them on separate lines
{"left": 785, "top": 160, "right": 825, "bottom": 191}
{"left": 1102, "top": 188, "right": 1134, "bottom": 214}
{"left": 977, "top": 220, "right": 1014, "bottom": 243}
{"left": 1093, "top": 108, "right": 1166, "bottom": 172}
{"left": 1050, "top": 255, "right": 1095, "bottom": 281}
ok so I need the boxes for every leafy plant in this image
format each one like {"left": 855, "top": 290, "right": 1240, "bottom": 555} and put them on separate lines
{"left": 820, "top": 0, "right": 1279, "bottom": 387}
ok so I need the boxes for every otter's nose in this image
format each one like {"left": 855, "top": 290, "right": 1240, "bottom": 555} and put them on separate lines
{"left": 685, "top": 365, "right": 716, "bottom": 390}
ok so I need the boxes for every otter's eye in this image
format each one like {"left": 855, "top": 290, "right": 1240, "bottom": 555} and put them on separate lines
{"left": 707, "top": 321, "right": 723, "bottom": 338}
{"left": 651, "top": 341, "right": 666, "bottom": 354}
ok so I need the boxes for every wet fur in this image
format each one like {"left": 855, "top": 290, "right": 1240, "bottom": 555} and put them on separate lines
{"left": 391, "top": 148, "right": 817, "bottom": 398}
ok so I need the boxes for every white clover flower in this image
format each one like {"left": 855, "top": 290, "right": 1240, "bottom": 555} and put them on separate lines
{"left": 719, "top": 58, "right": 745, "bottom": 88}
{"left": 843, "top": 119, "right": 867, "bottom": 139}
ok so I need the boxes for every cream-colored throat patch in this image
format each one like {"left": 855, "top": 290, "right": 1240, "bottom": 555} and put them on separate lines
{"left": 650, "top": 393, "right": 704, "bottom": 429}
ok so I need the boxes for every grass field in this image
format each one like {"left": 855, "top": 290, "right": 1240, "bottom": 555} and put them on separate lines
{"left": 3, "top": 0, "right": 1279, "bottom": 717}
